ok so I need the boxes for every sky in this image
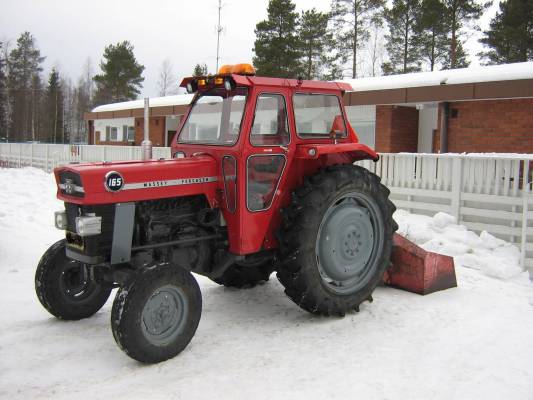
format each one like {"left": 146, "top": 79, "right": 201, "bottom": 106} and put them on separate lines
{"left": 0, "top": 0, "right": 500, "bottom": 99}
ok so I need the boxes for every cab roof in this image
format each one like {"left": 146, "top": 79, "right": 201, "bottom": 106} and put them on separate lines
{"left": 179, "top": 74, "right": 353, "bottom": 93}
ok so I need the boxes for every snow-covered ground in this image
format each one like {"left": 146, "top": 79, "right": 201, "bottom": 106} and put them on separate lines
{"left": 0, "top": 167, "right": 532, "bottom": 400}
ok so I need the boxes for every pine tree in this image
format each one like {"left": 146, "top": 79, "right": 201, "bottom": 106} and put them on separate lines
{"left": 480, "top": 0, "right": 533, "bottom": 64}
{"left": 253, "top": 0, "right": 301, "bottom": 78}
{"left": 45, "top": 69, "right": 63, "bottom": 143}
{"left": 93, "top": 41, "right": 144, "bottom": 106}
{"left": 442, "top": 39, "right": 470, "bottom": 68}
{"left": 0, "top": 42, "right": 7, "bottom": 141}
{"left": 441, "top": 0, "right": 487, "bottom": 69}
{"left": 416, "top": 0, "right": 449, "bottom": 70}
{"left": 298, "top": 9, "right": 337, "bottom": 80}
{"left": 8, "top": 32, "right": 45, "bottom": 142}
{"left": 192, "top": 63, "right": 208, "bottom": 77}
{"left": 382, "top": 0, "right": 423, "bottom": 75}
{"left": 331, "top": 0, "right": 385, "bottom": 78}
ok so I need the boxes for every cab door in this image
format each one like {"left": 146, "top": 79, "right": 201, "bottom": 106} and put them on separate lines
{"left": 240, "top": 90, "right": 293, "bottom": 254}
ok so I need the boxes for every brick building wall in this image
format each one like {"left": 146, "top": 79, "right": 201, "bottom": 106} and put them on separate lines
{"left": 134, "top": 116, "right": 166, "bottom": 146}
{"left": 375, "top": 105, "right": 419, "bottom": 153}
{"left": 442, "top": 99, "right": 533, "bottom": 153}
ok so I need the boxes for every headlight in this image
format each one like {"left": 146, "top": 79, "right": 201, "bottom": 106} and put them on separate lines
{"left": 75, "top": 216, "right": 102, "bottom": 237}
{"left": 54, "top": 211, "right": 67, "bottom": 230}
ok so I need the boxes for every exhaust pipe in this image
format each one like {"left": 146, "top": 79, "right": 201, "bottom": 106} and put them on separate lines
{"left": 141, "top": 97, "right": 152, "bottom": 160}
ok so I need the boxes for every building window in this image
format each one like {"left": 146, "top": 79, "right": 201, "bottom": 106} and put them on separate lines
{"left": 124, "top": 125, "right": 135, "bottom": 142}
{"left": 106, "top": 126, "right": 118, "bottom": 141}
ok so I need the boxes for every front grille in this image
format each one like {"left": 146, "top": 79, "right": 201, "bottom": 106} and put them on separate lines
{"left": 58, "top": 170, "right": 84, "bottom": 198}
{"left": 64, "top": 203, "right": 115, "bottom": 261}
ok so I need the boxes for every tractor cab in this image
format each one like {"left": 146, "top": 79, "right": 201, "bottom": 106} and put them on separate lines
{"left": 172, "top": 63, "right": 378, "bottom": 255}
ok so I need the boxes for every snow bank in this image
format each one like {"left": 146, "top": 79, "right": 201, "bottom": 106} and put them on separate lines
{"left": 395, "top": 210, "right": 524, "bottom": 280}
{"left": 1, "top": 168, "right": 532, "bottom": 400}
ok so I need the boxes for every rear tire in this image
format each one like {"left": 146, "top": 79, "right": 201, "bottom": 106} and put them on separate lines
{"left": 111, "top": 262, "right": 202, "bottom": 363}
{"left": 277, "top": 165, "right": 397, "bottom": 316}
{"left": 35, "top": 239, "right": 112, "bottom": 320}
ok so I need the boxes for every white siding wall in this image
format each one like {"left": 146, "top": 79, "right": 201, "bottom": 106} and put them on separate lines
{"left": 417, "top": 105, "right": 438, "bottom": 153}
{"left": 345, "top": 105, "right": 376, "bottom": 148}
{"left": 94, "top": 118, "right": 135, "bottom": 142}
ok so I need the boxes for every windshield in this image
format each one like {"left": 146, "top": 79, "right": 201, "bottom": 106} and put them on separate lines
{"left": 178, "top": 88, "right": 248, "bottom": 145}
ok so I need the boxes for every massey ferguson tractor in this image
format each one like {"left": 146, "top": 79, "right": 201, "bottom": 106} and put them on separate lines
{"left": 35, "top": 63, "right": 397, "bottom": 363}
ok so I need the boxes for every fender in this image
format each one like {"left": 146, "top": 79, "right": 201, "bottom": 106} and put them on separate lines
{"left": 54, "top": 156, "right": 220, "bottom": 206}
{"left": 294, "top": 142, "right": 379, "bottom": 163}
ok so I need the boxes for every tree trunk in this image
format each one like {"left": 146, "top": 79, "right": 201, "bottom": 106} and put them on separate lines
{"left": 450, "top": 3, "right": 457, "bottom": 68}
{"left": 352, "top": 1, "right": 358, "bottom": 79}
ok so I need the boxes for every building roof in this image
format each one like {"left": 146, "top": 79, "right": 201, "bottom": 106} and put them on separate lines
{"left": 86, "top": 62, "right": 533, "bottom": 118}
{"left": 92, "top": 94, "right": 194, "bottom": 113}
{"left": 343, "top": 62, "right": 533, "bottom": 92}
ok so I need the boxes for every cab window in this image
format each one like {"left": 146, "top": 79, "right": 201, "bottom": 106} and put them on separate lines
{"left": 250, "top": 94, "right": 290, "bottom": 146}
{"left": 293, "top": 94, "right": 346, "bottom": 138}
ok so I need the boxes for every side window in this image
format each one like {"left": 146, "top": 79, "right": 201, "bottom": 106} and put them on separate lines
{"left": 293, "top": 94, "right": 346, "bottom": 137}
{"left": 247, "top": 155, "right": 286, "bottom": 211}
{"left": 250, "top": 94, "right": 290, "bottom": 146}
{"left": 222, "top": 156, "right": 237, "bottom": 213}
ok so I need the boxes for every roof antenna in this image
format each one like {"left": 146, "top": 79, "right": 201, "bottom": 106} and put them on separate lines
{"left": 215, "top": 0, "right": 224, "bottom": 72}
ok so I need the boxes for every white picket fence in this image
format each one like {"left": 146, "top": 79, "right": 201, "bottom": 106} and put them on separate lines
{"left": 0, "top": 143, "right": 171, "bottom": 172}
{"left": 357, "top": 153, "right": 533, "bottom": 272}
{"left": 1, "top": 143, "right": 532, "bottom": 272}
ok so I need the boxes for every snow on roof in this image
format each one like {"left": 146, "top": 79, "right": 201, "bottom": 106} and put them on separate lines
{"left": 92, "top": 62, "right": 533, "bottom": 112}
{"left": 341, "top": 62, "right": 533, "bottom": 92}
{"left": 92, "top": 94, "right": 194, "bottom": 113}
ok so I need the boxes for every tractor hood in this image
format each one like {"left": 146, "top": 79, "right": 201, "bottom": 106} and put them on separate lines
{"left": 54, "top": 155, "right": 219, "bottom": 206}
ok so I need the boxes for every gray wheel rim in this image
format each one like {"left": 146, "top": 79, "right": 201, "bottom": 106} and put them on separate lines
{"left": 141, "top": 285, "right": 188, "bottom": 346}
{"left": 315, "top": 191, "right": 384, "bottom": 295}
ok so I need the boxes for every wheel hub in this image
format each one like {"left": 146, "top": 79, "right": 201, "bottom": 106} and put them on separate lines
{"left": 141, "top": 285, "right": 188, "bottom": 346}
{"left": 316, "top": 193, "right": 382, "bottom": 295}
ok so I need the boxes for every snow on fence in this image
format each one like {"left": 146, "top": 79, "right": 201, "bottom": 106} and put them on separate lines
{"left": 0, "top": 143, "right": 171, "bottom": 172}
{"left": 357, "top": 153, "right": 533, "bottom": 272}
{"left": 1, "top": 144, "right": 532, "bottom": 272}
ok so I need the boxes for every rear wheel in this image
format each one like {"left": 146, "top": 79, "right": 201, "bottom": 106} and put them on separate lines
{"left": 35, "top": 239, "right": 112, "bottom": 320}
{"left": 277, "top": 165, "right": 397, "bottom": 316}
{"left": 111, "top": 262, "right": 202, "bottom": 363}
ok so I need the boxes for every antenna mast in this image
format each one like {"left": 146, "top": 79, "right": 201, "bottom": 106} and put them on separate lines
{"left": 216, "top": 0, "right": 223, "bottom": 72}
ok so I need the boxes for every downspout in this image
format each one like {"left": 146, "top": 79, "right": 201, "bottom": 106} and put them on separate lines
{"left": 439, "top": 102, "right": 449, "bottom": 153}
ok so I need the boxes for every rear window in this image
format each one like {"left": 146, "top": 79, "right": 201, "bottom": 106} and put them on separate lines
{"left": 293, "top": 94, "right": 346, "bottom": 138}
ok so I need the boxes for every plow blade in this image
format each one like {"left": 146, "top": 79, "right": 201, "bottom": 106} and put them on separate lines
{"left": 384, "top": 233, "right": 457, "bottom": 295}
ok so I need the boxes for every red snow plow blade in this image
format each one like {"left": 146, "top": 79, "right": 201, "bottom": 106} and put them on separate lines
{"left": 385, "top": 234, "right": 457, "bottom": 295}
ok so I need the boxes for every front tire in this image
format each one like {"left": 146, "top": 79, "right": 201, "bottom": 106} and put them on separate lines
{"left": 35, "top": 239, "right": 112, "bottom": 320}
{"left": 277, "top": 165, "right": 397, "bottom": 316}
{"left": 111, "top": 263, "right": 202, "bottom": 363}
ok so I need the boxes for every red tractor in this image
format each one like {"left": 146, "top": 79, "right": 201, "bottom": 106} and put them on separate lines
{"left": 35, "top": 64, "right": 397, "bottom": 363}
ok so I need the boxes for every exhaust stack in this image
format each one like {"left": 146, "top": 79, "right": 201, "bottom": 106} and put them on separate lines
{"left": 141, "top": 97, "right": 152, "bottom": 160}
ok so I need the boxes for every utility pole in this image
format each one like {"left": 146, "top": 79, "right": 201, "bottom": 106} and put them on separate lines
{"left": 216, "top": 0, "right": 223, "bottom": 72}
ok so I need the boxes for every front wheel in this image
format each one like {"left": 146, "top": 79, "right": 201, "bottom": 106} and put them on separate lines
{"left": 35, "top": 239, "right": 112, "bottom": 320}
{"left": 111, "top": 263, "right": 202, "bottom": 363}
{"left": 277, "top": 165, "right": 397, "bottom": 316}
